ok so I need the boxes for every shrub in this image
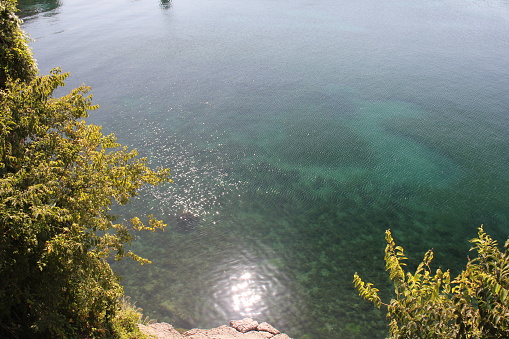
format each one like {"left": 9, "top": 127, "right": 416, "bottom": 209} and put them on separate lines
{"left": 354, "top": 226, "right": 509, "bottom": 338}
{"left": 0, "top": 2, "right": 171, "bottom": 337}
{"left": 0, "top": 0, "right": 37, "bottom": 88}
{"left": 111, "top": 298, "right": 154, "bottom": 339}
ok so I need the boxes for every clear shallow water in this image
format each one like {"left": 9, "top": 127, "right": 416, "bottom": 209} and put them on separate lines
{"left": 21, "top": 0, "right": 509, "bottom": 337}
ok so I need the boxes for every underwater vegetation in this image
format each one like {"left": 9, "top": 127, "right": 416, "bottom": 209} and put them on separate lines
{"left": 110, "top": 92, "right": 509, "bottom": 339}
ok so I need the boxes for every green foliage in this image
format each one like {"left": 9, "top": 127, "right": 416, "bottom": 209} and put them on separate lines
{"left": 0, "top": 0, "right": 37, "bottom": 88}
{"left": 110, "top": 298, "right": 154, "bottom": 339}
{"left": 0, "top": 2, "right": 172, "bottom": 337}
{"left": 354, "top": 226, "right": 509, "bottom": 338}
{"left": 0, "top": 69, "right": 171, "bottom": 337}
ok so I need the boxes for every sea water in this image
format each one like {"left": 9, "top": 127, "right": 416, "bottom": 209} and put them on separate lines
{"left": 21, "top": 0, "right": 509, "bottom": 337}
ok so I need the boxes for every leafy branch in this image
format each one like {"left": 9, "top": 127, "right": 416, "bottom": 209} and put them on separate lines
{"left": 354, "top": 226, "right": 509, "bottom": 338}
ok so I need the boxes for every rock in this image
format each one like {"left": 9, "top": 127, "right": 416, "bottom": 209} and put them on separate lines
{"left": 183, "top": 334, "right": 208, "bottom": 339}
{"left": 139, "top": 319, "right": 292, "bottom": 339}
{"left": 174, "top": 211, "right": 200, "bottom": 233}
{"left": 230, "top": 318, "right": 259, "bottom": 333}
{"left": 272, "top": 334, "right": 292, "bottom": 339}
{"left": 184, "top": 325, "right": 240, "bottom": 337}
{"left": 243, "top": 331, "right": 272, "bottom": 339}
{"left": 251, "top": 331, "right": 274, "bottom": 338}
{"left": 257, "top": 322, "right": 280, "bottom": 335}
{"left": 138, "top": 322, "right": 184, "bottom": 339}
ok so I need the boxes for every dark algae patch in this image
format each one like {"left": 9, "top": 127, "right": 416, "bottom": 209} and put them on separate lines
{"left": 278, "top": 118, "right": 374, "bottom": 168}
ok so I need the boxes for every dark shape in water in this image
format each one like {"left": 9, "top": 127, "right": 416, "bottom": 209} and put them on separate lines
{"left": 17, "top": 0, "right": 61, "bottom": 18}
{"left": 173, "top": 212, "right": 200, "bottom": 233}
{"left": 160, "top": 0, "right": 172, "bottom": 10}
{"left": 279, "top": 118, "right": 375, "bottom": 168}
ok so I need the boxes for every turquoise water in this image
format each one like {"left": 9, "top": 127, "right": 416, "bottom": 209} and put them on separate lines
{"left": 21, "top": 0, "right": 509, "bottom": 337}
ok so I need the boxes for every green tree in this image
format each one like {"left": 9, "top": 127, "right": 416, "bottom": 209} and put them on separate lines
{"left": 354, "top": 226, "right": 509, "bottom": 338}
{"left": 0, "top": 0, "right": 37, "bottom": 88}
{"left": 0, "top": 1, "right": 171, "bottom": 337}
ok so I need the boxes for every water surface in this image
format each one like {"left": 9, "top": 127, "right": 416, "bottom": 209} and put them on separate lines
{"left": 21, "top": 0, "right": 509, "bottom": 337}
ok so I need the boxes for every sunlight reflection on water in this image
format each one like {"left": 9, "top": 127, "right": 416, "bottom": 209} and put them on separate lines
{"left": 231, "top": 271, "right": 263, "bottom": 315}
{"left": 204, "top": 249, "right": 300, "bottom": 328}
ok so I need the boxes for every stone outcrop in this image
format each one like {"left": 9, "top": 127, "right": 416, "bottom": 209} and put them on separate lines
{"left": 138, "top": 322, "right": 183, "bottom": 339}
{"left": 138, "top": 318, "right": 291, "bottom": 339}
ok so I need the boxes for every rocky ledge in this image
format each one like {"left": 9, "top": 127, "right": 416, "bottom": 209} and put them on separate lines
{"left": 138, "top": 318, "right": 292, "bottom": 339}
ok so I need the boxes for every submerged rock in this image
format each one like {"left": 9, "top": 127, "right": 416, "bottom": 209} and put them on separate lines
{"left": 173, "top": 211, "right": 200, "bottom": 233}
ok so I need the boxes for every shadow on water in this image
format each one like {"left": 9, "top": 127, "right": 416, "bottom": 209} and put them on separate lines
{"left": 17, "top": 0, "right": 61, "bottom": 18}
